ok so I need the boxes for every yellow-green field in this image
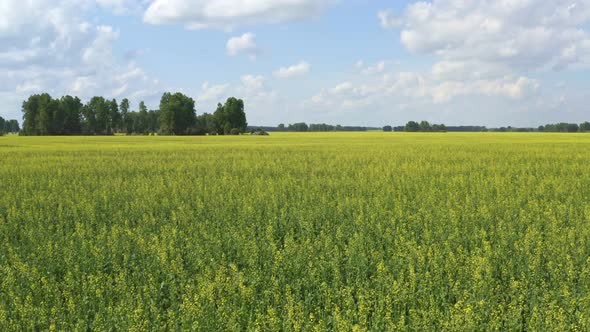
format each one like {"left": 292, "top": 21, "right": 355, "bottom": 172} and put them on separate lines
{"left": 1, "top": 133, "right": 590, "bottom": 330}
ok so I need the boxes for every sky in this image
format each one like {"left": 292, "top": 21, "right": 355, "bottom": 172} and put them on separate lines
{"left": 1, "top": 0, "right": 589, "bottom": 127}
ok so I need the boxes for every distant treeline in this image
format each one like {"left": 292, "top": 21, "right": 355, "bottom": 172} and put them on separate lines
{"left": 389, "top": 121, "right": 449, "bottom": 132}
{"left": 249, "top": 123, "right": 382, "bottom": 132}
{"left": 247, "top": 121, "right": 590, "bottom": 133}
{"left": 19, "top": 93, "right": 247, "bottom": 136}
{"left": 538, "top": 122, "right": 590, "bottom": 132}
{"left": 0, "top": 116, "right": 20, "bottom": 135}
{"left": 479, "top": 122, "right": 590, "bottom": 132}
{"left": 389, "top": 121, "right": 590, "bottom": 133}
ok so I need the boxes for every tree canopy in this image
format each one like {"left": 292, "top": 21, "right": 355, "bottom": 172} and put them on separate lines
{"left": 158, "top": 93, "right": 197, "bottom": 135}
{"left": 19, "top": 92, "right": 248, "bottom": 136}
{"left": 213, "top": 97, "right": 248, "bottom": 135}
{"left": 0, "top": 116, "right": 20, "bottom": 135}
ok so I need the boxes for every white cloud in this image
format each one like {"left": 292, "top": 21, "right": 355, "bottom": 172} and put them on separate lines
{"left": 95, "top": 0, "right": 149, "bottom": 15}
{"left": 199, "top": 82, "right": 230, "bottom": 102}
{"left": 361, "top": 61, "right": 387, "bottom": 75}
{"left": 378, "top": 10, "right": 402, "bottom": 29}
{"left": 429, "top": 76, "right": 540, "bottom": 103}
{"left": 382, "top": 1, "right": 590, "bottom": 72}
{"left": 238, "top": 74, "right": 277, "bottom": 102}
{"left": 15, "top": 80, "right": 43, "bottom": 94}
{"left": 240, "top": 75, "right": 266, "bottom": 91}
{"left": 0, "top": 0, "right": 163, "bottom": 120}
{"left": 194, "top": 74, "right": 279, "bottom": 124}
{"left": 82, "top": 26, "right": 120, "bottom": 66}
{"left": 226, "top": 32, "right": 259, "bottom": 58}
{"left": 331, "top": 82, "right": 353, "bottom": 94}
{"left": 431, "top": 60, "right": 512, "bottom": 81}
{"left": 310, "top": 72, "right": 539, "bottom": 110}
{"left": 144, "top": 0, "right": 339, "bottom": 29}
{"left": 273, "top": 61, "right": 310, "bottom": 78}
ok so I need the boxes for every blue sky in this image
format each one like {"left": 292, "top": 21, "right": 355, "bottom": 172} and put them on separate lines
{"left": 1, "top": 0, "right": 589, "bottom": 127}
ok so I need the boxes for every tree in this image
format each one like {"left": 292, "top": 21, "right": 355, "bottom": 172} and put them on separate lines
{"left": 120, "top": 98, "right": 130, "bottom": 133}
{"left": 309, "top": 123, "right": 335, "bottom": 132}
{"left": 36, "top": 94, "right": 51, "bottom": 135}
{"left": 431, "top": 124, "right": 447, "bottom": 132}
{"left": 109, "top": 99, "right": 120, "bottom": 134}
{"left": 20, "top": 93, "right": 56, "bottom": 135}
{"left": 51, "top": 97, "right": 67, "bottom": 135}
{"left": 277, "top": 123, "right": 285, "bottom": 131}
{"left": 405, "top": 121, "right": 420, "bottom": 132}
{"left": 288, "top": 122, "right": 308, "bottom": 132}
{"left": 158, "top": 93, "right": 196, "bottom": 135}
{"left": 383, "top": 125, "right": 393, "bottom": 132}
{"left": 0, "top": 117, "right": 19, "bottom": 135}
{"left": 22, "top": 95, "right": 39, "bottom": 135}
{"left": 579, "top": 122, "right": 590, "bottom": 132}
{"left": 420, "top": 121, "right": 432, "bottom": 132}
{"left": 138, "top": 102, "right": 150, "bottom": 134}
{"left": 194, "top": 112, "right": 216, "bottom": 135}
{"left": 224, "top": 97, "right": 247, "bottom": 133}
{"left": 60, "top": 96, "right": 82, "bottom": 135}
{"left": 87, "top": 97, "right": 110, "bottom": 135}
{"left": 567, "top": 123, "right": 579, "bottom": 133}
{"left": 8, "top": 120, "right": 20, "bottom": 133}
{"left": 17, "top": 92, "right": 253, "bottom": 136}
{"left": 213, "top": 98, "right": 247, "bottom": 134}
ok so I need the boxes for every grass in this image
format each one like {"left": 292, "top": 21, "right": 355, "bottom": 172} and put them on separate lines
{"left": 1, "top": 133, "right": 589, "bottom": 330}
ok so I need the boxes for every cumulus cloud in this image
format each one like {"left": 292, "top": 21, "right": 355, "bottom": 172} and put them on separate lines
{"left": 310, "top": 72, "right": 539, "bottom": 110}
{"left": 273, "top": 61, "right": 310, "bottom": 78}
{"left": 226, "top": 32, "right": 259, "bottom": 58}
{"left": 144, "top": 0, "right": 339, "bottom": 29}
{"left": 0, "top": 0, "right": 162, "bottom": 119}
{"left": 333, "top": 0, "right": 590, "bottom": 117}
{"left": 382, "top": 0, "right": 590, "bottom": 73}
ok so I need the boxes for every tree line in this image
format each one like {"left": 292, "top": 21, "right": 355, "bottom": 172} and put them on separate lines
{"left": 270, "top": 123, "right": 381, "bottom": 132}
{"left": 539, "top": 122, "right": 590, "bottom": 133}
{"left": 0, "top": 116, "right": 20, "bottom": 135}
{"left": 386, "top": 121, "right": 448, "bottom": 132}
{"left": 388, "top": 121, "right": 590, "bottom": 133}
{"left": 19, "top": 93, "right": 247, "bottom": 136}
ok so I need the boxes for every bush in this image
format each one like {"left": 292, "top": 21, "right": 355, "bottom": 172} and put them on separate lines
{"left": 252, "top": 129, "right": 269, "bottom": 136}
{"left": 230, "top": 128, "right": 241, "bottom": 135}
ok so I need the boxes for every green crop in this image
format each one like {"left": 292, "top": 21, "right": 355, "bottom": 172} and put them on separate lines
{"left": 1, "top": 133, "right": 589, "bottom": 331}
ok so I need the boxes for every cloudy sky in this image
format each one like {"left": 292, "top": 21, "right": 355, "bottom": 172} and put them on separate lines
{"left": 1, "top": 0, "right": 589, "bottom": 127}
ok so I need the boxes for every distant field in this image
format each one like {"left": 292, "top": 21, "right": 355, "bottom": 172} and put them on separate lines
{"left": 1, "top": 133, "right": 589, "bottom": 330}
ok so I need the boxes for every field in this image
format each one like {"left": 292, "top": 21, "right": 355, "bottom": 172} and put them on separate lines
{"left": 1, "top": 133, "right": 590, "bottom": 330}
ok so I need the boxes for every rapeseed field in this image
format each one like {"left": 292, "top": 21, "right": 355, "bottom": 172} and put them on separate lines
{"left": 0, "top": 133, "right": 589, "bottom": 330}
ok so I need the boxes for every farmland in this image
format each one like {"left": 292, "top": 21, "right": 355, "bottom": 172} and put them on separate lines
{"left": 1, "top": 133, "right": 589, "bottom": 330}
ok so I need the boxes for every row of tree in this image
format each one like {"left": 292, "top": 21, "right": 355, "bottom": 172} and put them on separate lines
{"left": 19, "top": 93, "right": 247, "bottom": 136}
{"left": 391, "top": 121, "right": 448, "bottom": 132}
{"left": 389, "top": 122, "right": 590, "bottom": 133}
{"left": 0, "top": 116, "right": 20, "bottom": 135}
{"left": 539, "top": 122, "right": 590, "bottom": 133}
{"left": 272, "top": 123, "right": 381, "bottom": 132}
